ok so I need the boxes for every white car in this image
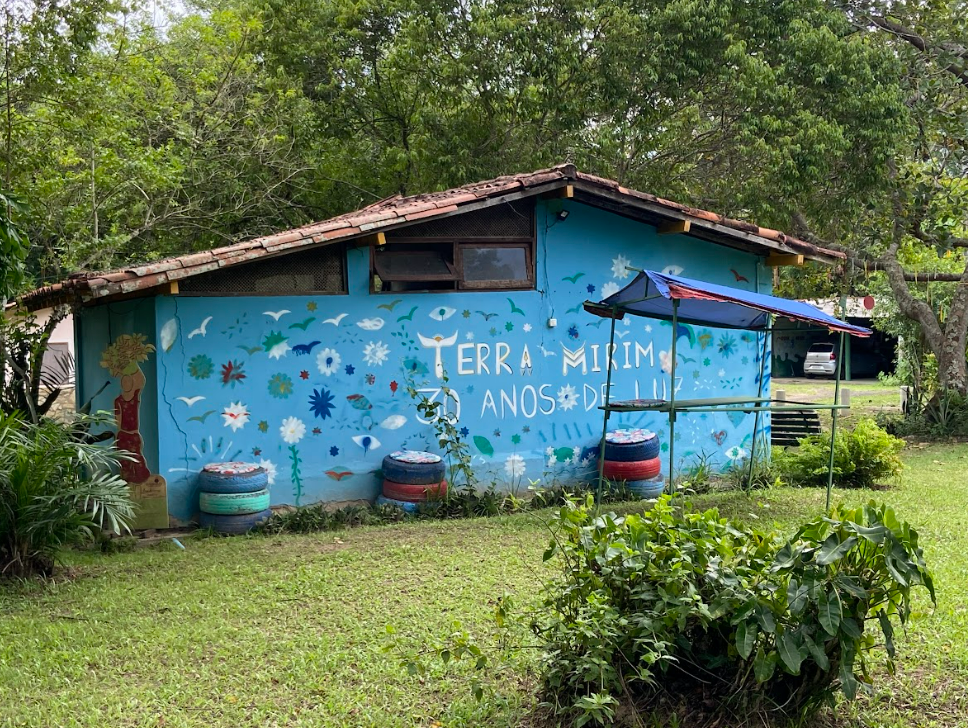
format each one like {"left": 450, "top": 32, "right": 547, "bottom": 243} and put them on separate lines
{"left": 803, "top": 342, "right": 838, "bottom": 377}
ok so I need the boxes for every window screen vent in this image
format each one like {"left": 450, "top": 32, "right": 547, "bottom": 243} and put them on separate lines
{"left": 180, "top": 244, "right": 346, "bottom": 295}
{"left": 392, "top": 200, "right": 533, "bottom": 239}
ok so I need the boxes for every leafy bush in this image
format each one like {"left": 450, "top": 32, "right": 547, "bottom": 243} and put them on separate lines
{"left": 778, "top": 418, "right": 903, "bottom": 489}
{"left": 535, "top": 496, "right": 934, "bottom": 725}
{"left": 0, "top": 412, "right": 135, "bottom": 577}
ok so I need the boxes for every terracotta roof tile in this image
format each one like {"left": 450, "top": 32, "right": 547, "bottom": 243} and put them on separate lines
{"left": 20, "top": 163, "right": 844, "bottom": 310}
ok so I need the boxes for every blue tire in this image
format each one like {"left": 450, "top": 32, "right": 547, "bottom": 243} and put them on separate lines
{"left": 199, "top": 489, "right": 271, "bottom": 516}
{"left": 375, "top": 495, "right": 420, "bottom": 513}
{"left": 627, "top": 478, "right": 665, "bottom": 499}
{"left": 198, "top": 463, "right": 269, "bottom": 494}
{"left": 381, "top": 453, "right": 446, "bottom": 485}
{"left": 199, "top": 508, "right": 272, "bottom": 534}
{"left": 604, "top": 436, "right": 660, "bottom": 462}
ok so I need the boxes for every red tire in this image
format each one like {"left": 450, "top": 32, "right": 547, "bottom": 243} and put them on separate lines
{"left": 602, "top": 458, "right": 661, "bottom": 481}
{"left": 382, "top": 478, "right": 448, "bottom": 503}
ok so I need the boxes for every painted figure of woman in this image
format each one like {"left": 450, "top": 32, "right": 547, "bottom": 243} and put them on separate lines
{"left": 100, "top": 334, "right": 168, "bottom": 526}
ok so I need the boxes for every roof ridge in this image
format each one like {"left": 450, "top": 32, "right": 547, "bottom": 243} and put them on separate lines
{"left": 20, "top": 165, "right": 843, "bottom": 310}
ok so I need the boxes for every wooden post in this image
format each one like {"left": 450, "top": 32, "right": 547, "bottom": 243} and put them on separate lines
{"left": 840, "top": 388, "right": 851, "bottom": 409}
{"left": 774, "top": 390, "right": 786, "bottom": 402}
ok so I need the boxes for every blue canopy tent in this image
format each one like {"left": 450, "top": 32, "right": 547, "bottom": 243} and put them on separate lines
{"left": 584, "top": 269, "right": 871, "bottom": 507}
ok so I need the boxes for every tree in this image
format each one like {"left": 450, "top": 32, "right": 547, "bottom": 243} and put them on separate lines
{"left": 790, "top": 1, "right": 968, "bottom": 393}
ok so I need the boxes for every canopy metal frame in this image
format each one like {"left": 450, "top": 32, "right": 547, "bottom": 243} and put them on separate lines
{"left": 592, "top": 271, "right": 856, "bottom": 510}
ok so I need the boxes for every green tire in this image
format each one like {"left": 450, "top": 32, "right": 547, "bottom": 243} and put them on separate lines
{"left": 199, "top": 488, "right": 270, "bottom": 515}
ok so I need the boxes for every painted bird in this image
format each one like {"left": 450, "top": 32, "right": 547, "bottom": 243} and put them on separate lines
{"left": 508, "top": 298, "right": 525, "bottom": 316}
{"left": 377, "top": 299, "right": 403, "bottom": 311}
{"left": 288, "top": 317, "right": 316, "bottom": 331}
{"left": 322, "top": 313, "right": 349, "bottom": 326}
{"left": 292, "top": 340, "right": 321, "bottom": 356}
{"left": 476, "top": 311, "right": 498, "bottom": 321}
{"left": 729, "top": 268, "right": 750, "bottom": 283}
{"left": 396, "top": 306, "right": 418, "bottom": 322}
{"left": 562, "top": 272, "right": 585, "bottom": 283}
{"left": 263, "top": 309, "right": 291, "bottom": 321}
{"left": 188, "top": 316, "right": 212, "bottom": 339}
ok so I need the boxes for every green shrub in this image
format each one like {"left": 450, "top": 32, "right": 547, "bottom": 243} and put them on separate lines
{"left": 535, "top": 496, "right": 934, "bottom": 725}
{"left": 0, "top": 412, "right": 135, "bottom": 577}
{"left": 258, "top": 478, "right": 636, "bottom": 535}
{"left": 778, "top": 418, "right": 903, "bottom": 489}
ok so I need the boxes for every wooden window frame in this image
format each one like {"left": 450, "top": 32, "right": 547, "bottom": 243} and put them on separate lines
{"left": 457, "top": 241, "right": 534, "bottom": 290}
{"left": 371, "top": 237, "right": 535, "bottom": 293}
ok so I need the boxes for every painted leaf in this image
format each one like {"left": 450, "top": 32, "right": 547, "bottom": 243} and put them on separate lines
{"left": 473, "top": 435, "right": 494, "bottom": 457}
{"left": 735, "top": 620, "right": 757, "bottom": 660}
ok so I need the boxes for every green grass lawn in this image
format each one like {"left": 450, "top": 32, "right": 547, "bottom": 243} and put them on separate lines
{"left": 773, "top": 377, "right": 901, "bottom": 427}
{"left": 2, "top": 443, "right": 967, "bottom": 727}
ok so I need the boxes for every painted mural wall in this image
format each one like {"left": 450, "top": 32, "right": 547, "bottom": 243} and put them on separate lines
{"left": 77, "top": 199, "right": 772, "bottom": 524}
{"left": 76, "top": 298, "right": 169, "bottom": 529}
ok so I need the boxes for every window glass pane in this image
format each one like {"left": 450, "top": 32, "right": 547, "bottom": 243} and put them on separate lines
{"left": 375, "top": 250, "right": 454, "bottom": 279}
{"left": 462, "top": 246, "right": 528, "bottom": 282}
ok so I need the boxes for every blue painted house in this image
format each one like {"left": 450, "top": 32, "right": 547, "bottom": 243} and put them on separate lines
{"left": 24, "top": 165, "right": 842, "bottom": 527}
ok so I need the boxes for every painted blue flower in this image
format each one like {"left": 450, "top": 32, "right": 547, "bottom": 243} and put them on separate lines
{"left": 586, "top": 284, "right": 596, "bottom": 294}
{"left": 309, "top": 388, "right": 335, "bottom": 420}
{"left": 493, "top": 429, "right": 501, "bottom": 437}
{"left": 345, "top": 364, "right": 355, "bottom": 375}
{"left": 522, "top": 425, "right": 530, "bottom": 434}
{"left": 718, "top": 333, "right": 737, "bottom": 358}
{"left": 459, "top": 426, "right": 470, "bottom": 437}
{"left": 330, "top": 446, "right": 339, "bottom": 456}
{"left": 567, "top": 325, "right": 579, "bottom": 340}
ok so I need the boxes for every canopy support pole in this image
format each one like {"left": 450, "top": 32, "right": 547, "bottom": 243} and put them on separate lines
{"left": 596, "top": 308, "right": 619, "bottom": 504}
{"left": 825, "top": 331, "right": 845, "bottom": 510}
{"left": 745, "top": 320, "right": 771, "bottom": 492}
{"left": 667, "top": 299, "right": 679, "bottom": 493}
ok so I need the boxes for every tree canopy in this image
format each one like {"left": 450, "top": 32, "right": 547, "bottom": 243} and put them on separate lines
{"left": 8, "top": 0, "right": 968, "bottom": 393}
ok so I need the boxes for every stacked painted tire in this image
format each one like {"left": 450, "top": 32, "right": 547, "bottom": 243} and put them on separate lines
{"left": 378, "top": 450, "right": 447, "bottom": 511}
{"left": 198, "top": 462, "right": 272, "bottom": 534}
{"left": 600, "top": 429, "right": 664, "bottom": 498}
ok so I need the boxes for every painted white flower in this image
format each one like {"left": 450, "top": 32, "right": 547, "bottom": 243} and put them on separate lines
{"left": 280, "top": 416, "right": 306, "bottom": 444}
{"left": 645, "top": 324, "right": 653, "bottom": 333}
{"left": 557, "top": 383, "right": 579, "bottom": 411}
{"left": 363, "top": 340, "right": 390, "bottom": 366}
{"left": 601, "top": 281, "right": 620, "bottom": 299}
{"left": 547, "top": 456, "right": 557, "bottom": 468}
{"left": 267, "top": 341, "right": 290, "bottom": 360}
{"left": 504, "top": 453, "right": 526, "bottom": 478}
{"left": 523, "top": 323, "right": 532, "bottom": 332}
{"left": 659, "top": 350, "right": 673, "bottom": 374}
{"left": 465, "top": 332, "right": 474, "bottom": 341}
{"left": 725, "top": 445, "right": 748, "bottom": 462}
{"left": 221, "top": 401, "right": 249, "bottom": 432}
{"left": 718, "top": 369, "right": 726, "bottom": 377}
{"left": 611, "top": 254, "right": 632, "bottom": 279}
{"left": 316, "top": 348, "right": 341, "bottom": 376}
{"left": 545, "top": 446, "right": 555, "bottom": 457}
{"left": 580, "top": 456, "right": 592, "bottom": 468}
{"left": 573, "top": 446, "right": 582, "bottom": 459}
{"left": 623, "top": 317, "right": 631, "bottom": 327}
{"left": 258, "top": 458, "right": 277, "bottom": 486}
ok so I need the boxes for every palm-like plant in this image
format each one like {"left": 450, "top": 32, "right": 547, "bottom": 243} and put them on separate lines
{"left": 0, "top": 412, "right": 135, "bottom": 577}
